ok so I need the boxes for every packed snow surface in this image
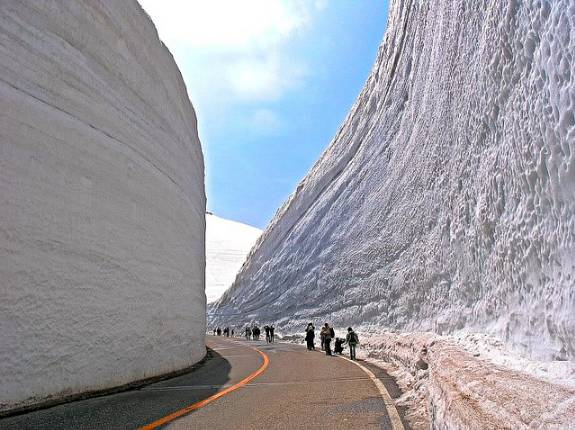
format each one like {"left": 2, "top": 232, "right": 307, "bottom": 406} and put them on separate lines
{"left": 0, "top": 0, "right": 205, "bottom": 413}
{"left": 206, "top": 214, "right": 261, "bottom": 303}
{"left": 211, "top": 0, "right": 575, "bottom": 368}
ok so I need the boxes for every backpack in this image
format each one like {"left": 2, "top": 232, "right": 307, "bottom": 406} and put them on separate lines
{"left": 351, "top": 332, "right": 359, "bottom": 344}
{"left": 329, "top": 327, "right": 335, "bottom": 338}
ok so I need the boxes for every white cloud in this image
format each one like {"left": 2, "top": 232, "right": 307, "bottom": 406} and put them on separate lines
{"left": 139, "top": 0, "right": 309, "bottom": 50}
{"left": 226, "top": 55, "right": 307, "bottom": 101}
{"left": 138, "top": 0, "right": 321, "bottom": 105}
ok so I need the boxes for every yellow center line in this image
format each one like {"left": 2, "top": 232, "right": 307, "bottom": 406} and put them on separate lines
{"left": 138, "top": 344, "right": 270, "bottom": 430}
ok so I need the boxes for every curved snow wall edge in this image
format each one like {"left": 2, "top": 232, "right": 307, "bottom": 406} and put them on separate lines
{"left": 0, "top": 0, "right": 206, "bottom": 412}
{"left": 213, "top": 0, "right": 575, "bottom": 361}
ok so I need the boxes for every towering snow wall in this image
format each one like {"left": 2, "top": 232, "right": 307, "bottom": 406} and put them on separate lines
{"left": 0, "top": 1, "right": 205, "bottom": 413}
{"left": 212, "top": 0, "right": 575, "bottom": 361}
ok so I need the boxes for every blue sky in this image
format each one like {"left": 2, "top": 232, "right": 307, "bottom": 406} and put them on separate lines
{"left": 139, "top": 0, "right": 389, "bottom": 228}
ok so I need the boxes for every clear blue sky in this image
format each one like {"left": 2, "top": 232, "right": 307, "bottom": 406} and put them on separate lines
{"left": 140, "top": 1, "right": 390, "bottom": 228}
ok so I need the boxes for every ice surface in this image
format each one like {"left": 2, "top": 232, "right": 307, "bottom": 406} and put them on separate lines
{"left": 211, "top": 0, "right": 575, "bottom": 425}
{"left": 0, "top": 1, "right": 205, "bottom": 412}
{"left": 206, "top": 214, "right": 261, "bottom": 303}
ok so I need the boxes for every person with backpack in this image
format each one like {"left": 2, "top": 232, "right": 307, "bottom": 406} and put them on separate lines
{"left": 345, "top": 327, "right": 359, "bottom": 360}
{"left": 305, "top": 323, "right": 315, "bottom": 350}
{"left": 322, "top": 323, "right": 334, "bottom": 356}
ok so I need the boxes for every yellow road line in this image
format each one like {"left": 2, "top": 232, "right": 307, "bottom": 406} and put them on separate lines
{"left": 138, "top": 344, "right": 270, "bottom": 430}
{"left": 338, "top": 355, "right": 405, "bottom": 430}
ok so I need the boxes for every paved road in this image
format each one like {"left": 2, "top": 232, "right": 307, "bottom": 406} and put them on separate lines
{"left": 0, "top": 336, "right": 409, "bottom": 429}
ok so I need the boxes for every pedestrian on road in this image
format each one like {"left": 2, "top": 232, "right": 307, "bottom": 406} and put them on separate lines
{"left": 334, "top": 337, "right": 345, "bottom": 354}
{"left": 320, "top": 324, "right": 327, "bottom": 351}
{"left": 245, "top": 326, "right": 252, "bottom": 340}
{"left": 345, "top": 327, "right": 359, "bottom": 360}
{"left": 305, "top": 323, "right": 315, "bottom": 350}
{"left": 322, "top": 323, "right": 334, "bottom": 356}
{"left": 217, "top": 327, "right": 222, "bottom": 336}
{"left": 253, "top": 325, "right": 260, "bottom": 340}
{"left": 213, "top": 328, "right": 216, "bottom": 336}
{"left": 231, "top": 329, "right": 235, "bottom": 337}
{"left": 264, "top": 325, "right": 270, "bottom": 342}
{"left": 270, "top": 325, "right": 275, "bottom": 342}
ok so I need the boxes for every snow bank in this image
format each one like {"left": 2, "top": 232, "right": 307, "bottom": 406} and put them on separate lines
{"left": 212, "top": 0, "right": 575, "bottom": 361}
{"left": 0, "top": 1, "right": 205, "bottom": 413}
{"left": 206, "top": 214, "right": 261, "bottom": 303}
{"left": 360, "top": 332, "right": 575, "bottom": 429}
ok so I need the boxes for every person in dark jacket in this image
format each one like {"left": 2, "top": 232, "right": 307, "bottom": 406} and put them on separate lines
{"left": 216, "top": 327, "right": 222, "bottom": 336}
{"left": 334, "top": 337, "right": 345, "bottom": 354}
{"left": 305, "top": 323, "right": 315, "bottom": 350}
{"left": 264, "top": 325, "right": 270, "bottom": 342}
{"left": 269, "top": 325, "right": 275, "bottom": 342}
{"left": 345, "top": 327, "right": 359, "bottom": 360}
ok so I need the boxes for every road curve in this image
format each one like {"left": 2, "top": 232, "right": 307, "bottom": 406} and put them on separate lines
{"left": 167, "top": 336, "right": 409, "bottom": 429}
{"left": 0, "top": 336, "right": 409, "bottom": 429}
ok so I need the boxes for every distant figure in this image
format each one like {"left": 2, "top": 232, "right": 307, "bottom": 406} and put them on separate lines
{"left": 216, "top": 327, "right": 222, "bottom": 336}
{"left": 264, "top": 325, "right": 271, "bottom": 343}
{"left": 334, "top": 338, "right": 345, "bottom": 354}
{"left": 245, "top": 326, "right": 252, "bottom": 340}
{"left": 305, "top": 323, "right": 315, "bottom": 350}
{"left": 320, "top": 327, "right": 326, "bottom": 351}
{"left": 231, "top": 329, "right": 235, "bottom": 337}
{"left": 321, "top": 323, "right": 334, "bottom": 356}
{"left": 223, "top": 327, "right": 229, "bottom": 337}
{"left": 253, "top": 326, "right": 260, "bottom": 340}
{"left": 269, "top": 325, "right": 275, "bottom": 342}
{"left": 345, "top": 327, "right": 359, "bottom": 360}
{"left": 213, "top": 328, "right": 217, "bottom": 336}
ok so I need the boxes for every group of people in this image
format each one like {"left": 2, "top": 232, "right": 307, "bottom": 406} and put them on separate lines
{"left": 213, "top": 327, "right": 234, "bottom": 337}
{"left": 305, "top": 323, "right": 359, "bottom": 360}
{"left": 212, "top": 325, "right": 275, "bottom": 343}
{"left": 213, "top": 322, "right": 359, "bottom": 361}
{"left": 243, "top": 325, "right": 275, "bottom": 342}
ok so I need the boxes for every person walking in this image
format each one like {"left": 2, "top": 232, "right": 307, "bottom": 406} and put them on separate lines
{"left": 231, "top": 329, "right": 235, "bottom": 337}
{"left": 305, "top": 323, "right": 315, "bottom": 350}
{"left": 216, "top": 327, "right": 222, "bottom": 336}
{"left": 245, "top": 326, "right": 251, "bottom": 340}
{"left": 270, "top": 325, "right": 275, "bottom": 342}
{"left": 345, "top": 327, "right": 359, "bottom": 360}
{"left": 320, "top": 326, "right": 326, "bottom": 351}
{"left": 264, "top": 325, "right": 270, "bottom": 343}
{"left": 322, "top": 323, "right": 334, "bottom": 356}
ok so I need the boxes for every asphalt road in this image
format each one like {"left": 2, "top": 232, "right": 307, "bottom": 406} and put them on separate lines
{"left": 0, "top": 336, "right": 409, "bottom": 430}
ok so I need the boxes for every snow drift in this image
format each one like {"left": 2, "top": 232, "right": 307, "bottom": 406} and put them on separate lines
{"left": 0, "top": 0, "right": 205, "bottom": 413}
{"left": 211, "top": 0, "right": 575, "bottom": 426}
{"left": 206, "top": 214, "right": 261, "bottom": 303}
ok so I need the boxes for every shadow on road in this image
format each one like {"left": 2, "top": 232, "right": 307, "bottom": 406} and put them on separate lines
{"left": 0, "top": 347, "right": 232, "bottom": 430}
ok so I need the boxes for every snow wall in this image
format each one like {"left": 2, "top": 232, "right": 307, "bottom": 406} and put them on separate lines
{"left": 0, "top": 1, "right": 205, "bottom": 413}
{"left": 206, "top": 214, "right": 261, "bottom": 303}
{"left": 212, "top": 0, "right": 575, "bottom": 362}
